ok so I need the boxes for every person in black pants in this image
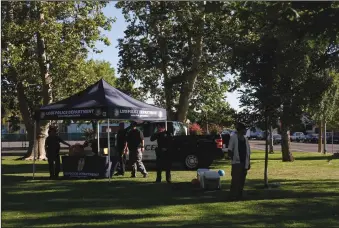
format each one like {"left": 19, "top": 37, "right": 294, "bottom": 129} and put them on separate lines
{"left": 228, "top": 123, "right": 251, "bottom": 201}
{"left": 45, "top": 127, "right": 70, "bottom": 179}
{"left": 150, "top": 123, "right": 173, "bottom": 183}
{"left": 115, "top": 123, "right": 127, "bottom": 176}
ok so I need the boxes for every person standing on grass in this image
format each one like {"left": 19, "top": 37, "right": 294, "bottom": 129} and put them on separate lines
{"left": 228, "top": 122, "right": 251, "bottom": 201}
{"left": 124, "top": 121, "right": 148, "bottom": 178}
{"left": 150, "top": 123, "right": 173, "bottom": 183}
{"left": 45, "top": 126, "right": 71, "bottom": 179}
{"left": 114, "top": 122, "right": 127, "bottom": 176}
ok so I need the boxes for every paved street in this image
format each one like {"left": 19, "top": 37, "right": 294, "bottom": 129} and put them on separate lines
{"left": 249, "top": 140, "right": 339, "bottom": 153}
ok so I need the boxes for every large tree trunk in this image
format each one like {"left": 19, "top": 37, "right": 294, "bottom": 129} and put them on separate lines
{"left": 160, "top": 37, "right": 175, "bottom": 121}
{"left": 176, "top": 4, "right": 204, "bottom": 122}
{"left": 281, "top": 121, "right": 294, "bottom": 162}
{"left": 269, "top": 125, "right": 274, "bottom": 154}
{"left": 16, "top": 81, "right": 35, "bottom": 159}
{"left": 264, "top": 115, "right": 269, "bottom": 188}
{"left": 176, "top": 34, "right": 203, "bottom": 122}
{"left": 151, "top": 1, "right": 176, "bottom": 121}
{"left": 177, "top": 71, "right": 200, "bottom": 122}
{"left": 323, "top": 119, "right": 327, "bottom": 154}
{"left": 318, "top": 121, "right": 323, "bottom": 153}
{"left": 25, "top": 2, "right": 52, "bottom": 160}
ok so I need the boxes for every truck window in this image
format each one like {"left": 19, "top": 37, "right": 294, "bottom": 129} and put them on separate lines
{"left": 150, "top": 122, "right": 174, "bottom": 135}
{"left": 125, "top": 123, "right": 151, "bottom": 137}
{"left": 173, "top": 122, "right": 186, "bottom": 136}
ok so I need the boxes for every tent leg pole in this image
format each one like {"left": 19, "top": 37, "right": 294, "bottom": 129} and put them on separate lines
{"left": 107, "top": 118, "right": 111, "bottom": 182}
{"left": 165, "top": 121, "right": 168, "bottom": 131}
{"left": 33, "top": 121, "right": 37, "bottom": 180}
{"left": 97, "top": 121, "right": 100, "bottom": 155}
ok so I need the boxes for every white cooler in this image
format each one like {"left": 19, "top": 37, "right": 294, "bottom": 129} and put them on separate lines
{"left": 200, "top": 171, "right": 221, "bottom": 190}
{"left": 197, "top": 169, "right": 209, "bottom": 183}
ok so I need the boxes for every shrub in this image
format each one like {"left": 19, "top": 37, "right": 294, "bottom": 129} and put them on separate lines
{"left": 209, "top": 124, "right": 222, "bottom": 135}
{"left": 189, "top": 123, "right": 203, "bottom": 135}
{"left": 82, "top": 128, "right": 95, "bottom": 141}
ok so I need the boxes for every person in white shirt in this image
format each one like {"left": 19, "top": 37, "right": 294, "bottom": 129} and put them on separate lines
{"left": 228, "top": 122, "right": 251, "bottom": 201}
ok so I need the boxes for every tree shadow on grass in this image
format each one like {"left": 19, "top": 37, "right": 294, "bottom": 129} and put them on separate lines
{"left": 1, "top": 163, "right": 50, "bottom": 175}
{"left": 1, "top": 159, "right": 191, "bottom": 176}
{"left": 2, "top": 157, "right": 339, "bottom": 228}
{"left": 2, "top": 183, "right": 339, "bottom": 228}
{"left": 2, "top": 175, "right": 339, "bottom": 208}
{"left": 2, "top": 173, "right": 339, "bottom": 228}
{"left": 3, "top": 211, "right": 330, "bottom": 228}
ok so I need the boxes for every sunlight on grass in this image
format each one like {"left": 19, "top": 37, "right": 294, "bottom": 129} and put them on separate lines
{"left": 2, "top": 151, "right": 339, "bottom": 227}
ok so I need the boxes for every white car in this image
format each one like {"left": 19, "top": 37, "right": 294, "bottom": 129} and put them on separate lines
{"left": 267, "top": 134, "right": 282, "bottom": 145}
{"left": 290, "top": 132, "right": 306, "bottom": 142}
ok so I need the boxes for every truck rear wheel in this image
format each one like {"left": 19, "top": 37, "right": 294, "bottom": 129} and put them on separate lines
{"left": 184, "top": 154, "right": 199, "bottom": 170}
{"left": 183, "top": 154, "right": 213, "bottom": 170}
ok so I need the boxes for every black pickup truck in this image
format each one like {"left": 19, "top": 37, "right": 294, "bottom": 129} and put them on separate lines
{"left": 125, "top": 121, "right": 224, "bottom": 170}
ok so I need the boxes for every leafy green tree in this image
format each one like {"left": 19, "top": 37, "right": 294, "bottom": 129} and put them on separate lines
{"left": 1, "top": 1, "right": 114, "bottom": 160}
{"left": 308, "top": 71, "right": 339, "bottom": 152}
{"left": 228, "top": 2, "right": 339, "bottom": 162}
{"left": 116, "top": 2, "right": 233, "bottom": 121}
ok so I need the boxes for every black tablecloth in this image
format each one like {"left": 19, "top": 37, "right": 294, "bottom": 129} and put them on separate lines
{"left": 62, "top": 156, "right": 119, "bottom": 179}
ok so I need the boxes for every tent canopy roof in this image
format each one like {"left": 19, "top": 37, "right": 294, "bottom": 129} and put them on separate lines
{"left": 37, "top": 79, "right": 167, "bottom": 121}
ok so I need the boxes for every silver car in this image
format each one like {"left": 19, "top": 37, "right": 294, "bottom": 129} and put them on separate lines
{"left": 267, "top": 134, "right": 282, "bottom": 145}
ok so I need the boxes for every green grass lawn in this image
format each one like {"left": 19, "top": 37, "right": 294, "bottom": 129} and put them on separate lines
{"left": 2, "top": 151, "right": 339, "bottom": 228}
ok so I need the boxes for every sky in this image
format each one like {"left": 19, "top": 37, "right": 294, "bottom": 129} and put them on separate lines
{"left": 90, "top": 3, "right": 241, "bottom": 111}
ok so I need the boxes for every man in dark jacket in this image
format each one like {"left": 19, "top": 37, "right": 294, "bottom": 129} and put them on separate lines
{"left": 151, "top": 123, "right": 173, "bottom": 183}
{"left": 125, "top": 121, "right": 148, "bottom": 178}
{"left": 45, "top": 127, "right": 71, "bottom": 179}
{"left": 115, "top": 123, "right": 127, "bottom": 176}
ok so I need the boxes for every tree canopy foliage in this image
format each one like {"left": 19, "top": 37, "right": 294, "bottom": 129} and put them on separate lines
{"left": 116, "top": 2, "right": 234, "bottom": 122}
{"left": 227, "top": 2, "right": 339, "bottom": 161}
{"left": 1, "top": 1, "right": 115, "bottom": 159}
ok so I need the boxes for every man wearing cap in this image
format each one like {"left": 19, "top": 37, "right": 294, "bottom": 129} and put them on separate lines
{"left": 150, "top": 123, "right": 173, "bottom": 183}
{"left": 125, "top": 121, "right": 148, "bottom": 178}
{"left": 228, "top": 122, "right": 251, "bottom": 200}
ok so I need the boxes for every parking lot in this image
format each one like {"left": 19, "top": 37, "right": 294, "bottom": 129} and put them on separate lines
{"left": 249, "top": 140, "right": 339, "bottom": 153}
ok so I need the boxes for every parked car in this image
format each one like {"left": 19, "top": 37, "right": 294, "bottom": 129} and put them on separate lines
{"left": 290, "top": 132, "right": 306, "bottom": 142}
{"left": 223, "top": 129, "right": 237, "bottom": 136}
{"left": 305, "top": 134, "right": 319, "bottom": 143}
{"left": 267, "top": 134, "right": 282, "bottom": 145}
{"left": 326, "top": 133, "right": 339, "bottom": 144}
{"left": 248, "top": 130, "right": 264, "bottom": 140}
